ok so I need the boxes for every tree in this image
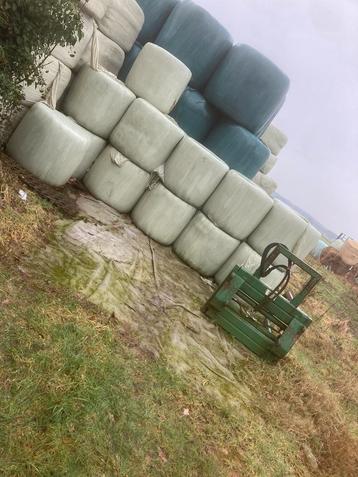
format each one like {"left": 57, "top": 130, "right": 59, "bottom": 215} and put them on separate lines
{"left": 0, "top": 0, "right": 85, "bottom": 122}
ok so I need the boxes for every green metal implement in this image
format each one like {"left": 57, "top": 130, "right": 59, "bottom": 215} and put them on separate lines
{"left": 203, "top": 243, "right": 322, "bottom": 362}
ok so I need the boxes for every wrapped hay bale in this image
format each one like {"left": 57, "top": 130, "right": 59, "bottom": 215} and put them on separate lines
{"left": 131, "top": 183, "right": 196, "bottom": 245}
{"left": 117, "top": 42, "right": 142, "bottom": 81}
{"left": 126, "top": 43, "right": 191, "bottom": 114}
{"left": 164, "top": 136, "right": 229, "bottom": 207}
{"left": 215, "top": 242, "right": 284, "bottom": 289}
{"left": 248, "top": 199, "right": 307, "bottom": 259}
{"left": 6, "top": 103, "right": 105, "bottom": 186}
{"left": 84, "top": 146, "right": 150, "bottom": 213}
{"left": 137, "top": 0, "right": 179, "bottom": 44}
{"left": 82, "top": 0, "right": 107, "bottom": 21}
{"left": 173, "top": 212, "right": 239, "bottom": 277}
{"left": 293, "top": 223, "right": 321, "bottom": 261}
{"left": 110, "top": 98, "right": 184, "bottom": 171}
{"left": 260, "top": 124, "right": 288, "bottom": 155}
{"left": 170, "top": 88, "right": 218, "bottom": 142}
{"left": 203, "top": 170, "right": 273, "bottom": 241}
{"left": 260, "top": 153, "right": 278, "bottom": 174}
{"left": 63, "top": 65, "right": 135, "bottom": 138}
{"left": 156, "top": 0, "right": 233, "bottom": 90}
{"left": 204, "top": 121, "right": 270, "bottom": 179}
{"left": 205, "top": 44, "right": 290, "bottom": 136}
{"left": 252, "top": 172, "right": 278, "bottom": 196}
{"left": 97, "top": 0, "right": 144, "bottom": 52}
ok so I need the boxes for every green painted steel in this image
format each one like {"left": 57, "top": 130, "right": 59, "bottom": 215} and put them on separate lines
{"left": 203, "top": 245, "right": 321, "bottom": 361}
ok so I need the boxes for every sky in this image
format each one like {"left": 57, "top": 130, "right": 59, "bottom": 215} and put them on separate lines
{"left": 195, "top": 0, "right": 358, "bottom": 238}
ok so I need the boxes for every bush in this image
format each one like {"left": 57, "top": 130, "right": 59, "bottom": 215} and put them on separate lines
{"left": 0, "top": 0, "right": 85, "bottom": 122}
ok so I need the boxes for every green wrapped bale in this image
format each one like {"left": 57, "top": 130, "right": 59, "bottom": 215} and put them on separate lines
{"left": 170, "top": 88, "right": 218, "bottom": 141}
{"left": 204, "top": 121, "right": 270, "bottom": 179}
{"left": 156, "top": 1, "right": 233, "bottom": 90}
{"left": 137, "top": 0, "right": 179, "bottom": 44}
{"left": 205, "top": 44, "right": 290, "bottom": 135}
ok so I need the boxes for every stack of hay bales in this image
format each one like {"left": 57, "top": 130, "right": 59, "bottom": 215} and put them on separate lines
{"left": 121, "top": 0, "right": 289, "bottom": 180}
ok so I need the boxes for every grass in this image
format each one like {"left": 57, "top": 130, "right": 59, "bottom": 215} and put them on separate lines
{"left": 1, "top": 153, "right": 358, "bottom": 476}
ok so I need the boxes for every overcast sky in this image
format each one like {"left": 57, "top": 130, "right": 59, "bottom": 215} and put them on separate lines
{"left": 196, "top": 0, "right": 358, "bottom": 238}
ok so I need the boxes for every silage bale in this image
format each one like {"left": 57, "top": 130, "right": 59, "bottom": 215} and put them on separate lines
{"left": 131, "top": 183, "right": 196, "bottom": 245}
{"left": 205, "top": 44, "right": 290, "bottom": 135}
{"left": 97, "top": 0, "right": 144, "bottom": 52}
{"left": 23, "top": 56, "right": 72, "bottom": 105}
{"left": 173, "top": 212, "right": 239, "bottom": 277}
{"left": 156, "top": 0, "right": 233, "bottom": 90}
{"left": 202, "top": 170, "right": 273, "bottom": 241}
{"left": 63, "top": 65, "right": 135, "bottom": 139}
{"left": 215, "top": 242, "right": 284, "bottom": 289}
{"left": 117, "top": 42, "right": 142, "bottom": 81}
{"left": 204, "top": 121, "right": 270, "bottom": 179}
{"left": 247, "top": 199, "right": 308, "bottom": 258}
{"left": 84, "top": 146, "right": 150, "bottom": 213}
{"left": 77, "top": 30, "right": 125, "bottom": 75}
{"left": 260, "top": 124, "right": 288, "bottom": 155}
{"left": 110, "top": 98, "right": 184, "bottom": 172}
{"left": 170, "top": 88, "right": 218, "bottom": 142}
{"left": 6, "top": 103, "right": 105, "bottom": 186}
{"left": 82, "top": 0, "right": 107, "bottom": 21}
{"left": 126, "top": 43, "right": 191, "bottom": 114}
{"left": 164, "top": 136, "right": 229, "bottom": 207}
{"left": 293, "top": 223, "right": 321, "bottom": 261}
{"left": 252, "top": 172, "right": 278, "bottom": 196}
{"left": 53, "top": 13, "right": 93, "bottom": 69}
{"left": 260, "top": 153, "right": 278, "bottom": 174}
{"left": 137, "top": 0, "right": 179, "bottom": 44}
{"left": 311, "top": 240, "right": 328, "bottom": 260}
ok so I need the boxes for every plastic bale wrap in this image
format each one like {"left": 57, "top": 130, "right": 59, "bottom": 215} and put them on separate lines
{"left": 6, "top": 103, "right": 105, "bottom": 187}
{"left": 117, "top": 42, "right": 142, "bottom": 81}
{"left": 252, "top": 172, "right": 278, "bottom": 196}
{"left": 205, "top": 44, "right": 290, "bottom": 135}
{"left": 110, "top": 98, "right": 184, "bottom": 172}
{"left": 215, "top": 242, "right": 284, "bottom": 289}
{"left": 260, "top": 124, "right": 288, "bottom": 155}
{"left": 84, "top": 146, "right": 150, "bottom": 213}
{"left": 53, "top": 13, "right": 93, "bottom": 69}
{"left": 126, "top": 43, "right": 191, "bottom": 114}
{"left": 23, "top": 56, "right": 72, "bottom": 105}
{"left": 204, "top": 121, "right": 270, "bottom": 179}
{"left": 173, "top": 212, "right": 239, "bottom": 277}
{"left": 330, "top": 239, "right": 344, "bottom": 250}
{"left": 311, "top": 240, "right": 328, "bottom": 260}
{"left": 63, "top": 65, "right": 135, "bottom": 138}
{"left": 82, "top": 0, "right": 107, "bottom": 21}
{"left": 164, "top": 136, "right": 228, "bottom": 207}
{"left": 77, "top": 30, "right": 125, "bottom": 75}
{"left": 156, "top": 1, "right": 233, "bottom": 90}
{"left": 131, "top": 183, "right": 196, "bottom": 245}
{"left": 292, "top": 223, "right": 321, "bottom": 261}
{"left": 247, "top": 199, "right": 308, "bottom": 264}
{"left": 170, "top": 88, "right": 218, "bottom": 142}
{"left": 137, "top": 0, "right": 179, "bottom": 44}
{"left": 203, "top": 170, "right": 273, "bottom": 241}
{"left": 97, "top": 0, "right": 144, "bottom": 52}
{"left": 260, "top": 153, "right": 278, "bottom": 174}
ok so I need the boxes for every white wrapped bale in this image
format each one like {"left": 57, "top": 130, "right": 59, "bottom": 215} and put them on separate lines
{"left": 84, "top": 146, "right": 150, "bottom": 213}
{"left": 252, "top": 172, "right": 278, "bottom": 196}
{"left": 215, "top": 242, "right": 284, "bottom": 289}
{"left": 164, "top": 137, "right": 229, "bottom": 207}
{"left": 23, "top": 56, "right": 72, "bottom": 105}
{"left": 173, "top": 212, "right": 239, "bottom": 277}
{"left": 248, "top": 199, "right": 308, "bottom": 257}
{"left": 98, "top": 0, "right": 144, "bottom": 52}
{"left": 110, "top": 98, "right": 184, "bottom": 172}
{"left": 126, "top": 43, "right": 192, "bottom": 114}
{"left": 6, "top": 103, "right": 105, "bottom": 187}
{"left": 63, "top": 65, "right": 135, "bottom": 138}
{"left": 293, "top": 223, "right": 321, "bottom": 260}
{"left": 77, "top": 30, "right": 125, "bottom": 75}
{"left": 260, "top": 153, "right": 278, "bottom": 174}
{"left": 53, "top": 14, "right": 93, "bottom": 69}
{"left": 82, "top": 0, "right": 107, "bottom": 21}
{"left": 260, "top": 124, "right": 288, "bottom": 156}
{"left": 203, "top": 170, "right": 274, "bottom": 241}
{"left": 131, "top": 183, "right": 196, "bottom": 245}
